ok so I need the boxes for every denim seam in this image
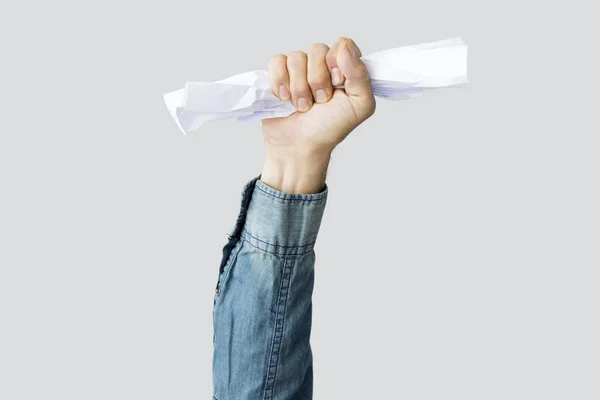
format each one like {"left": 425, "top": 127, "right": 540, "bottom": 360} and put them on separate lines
{"left": 263, "top": 257, "right": 292, "bottom": 400}
{"left": 242, "top": 228, "right": 316, "bottom": 249}
{"left": 241, "top": 236, "right": 314, "bottom": 257}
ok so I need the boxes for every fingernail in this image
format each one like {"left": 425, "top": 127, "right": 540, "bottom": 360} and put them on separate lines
{"left": 279, "top": 85, "right": 290, "bottom": 100}
{"left": 331, "top": 68, "right": 341, "bottom": 85}
{"left": 315, "top": 89, "right": 327, "bottom": 103}
{"left": 297, "top": 97, "right": 309, "bottom": 112}
{"left": 346, "top": 41, "right": 360, "bottom": 59}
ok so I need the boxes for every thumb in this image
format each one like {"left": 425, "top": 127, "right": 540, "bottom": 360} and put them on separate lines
{"left": 337, "top": 39, "right": 375, "bottom": 115}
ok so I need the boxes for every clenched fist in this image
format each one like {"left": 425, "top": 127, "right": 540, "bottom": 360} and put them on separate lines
{"left": 261, "top": 37, "right": 376, "bottom": 194}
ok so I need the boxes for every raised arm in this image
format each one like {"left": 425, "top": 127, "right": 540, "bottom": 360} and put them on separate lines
{"left": 213, "top": 37, "right": 375, "bottom": 400}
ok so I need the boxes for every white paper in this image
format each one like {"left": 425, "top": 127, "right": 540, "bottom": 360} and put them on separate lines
{"left": 163, "top": 37, "right": 468, "bottom": 134}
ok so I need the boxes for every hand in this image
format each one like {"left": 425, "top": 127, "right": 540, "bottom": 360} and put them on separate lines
{"left": 260, "top": 37, "right": 376, "bottom": 194}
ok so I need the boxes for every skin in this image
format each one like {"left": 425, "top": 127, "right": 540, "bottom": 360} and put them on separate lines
{"left": 260, "top": 37, "right": 376, "bottom": 194}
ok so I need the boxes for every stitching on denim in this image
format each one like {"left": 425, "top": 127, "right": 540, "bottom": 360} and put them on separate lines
{"left": 254, "top": 185, "right": 327, "bottom": 203}
{"left": 263, "top": 257, "right": 292, "bottom": 400}
{"left": 242, "top": 228, "right": 316, "bottom": 249}
{"left": 241, "top": 237, "right": 314, "bottom": 256}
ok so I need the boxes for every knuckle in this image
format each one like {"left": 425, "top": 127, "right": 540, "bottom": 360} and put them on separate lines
{"left": 268, "top": 54, "right": 286, "bottom": 66}
{"left": 339, "top": 37, "right": 360, "bottom": 52}
{"left": 308, "top": 43, "right": 329, "bottom": 54}
{"left": 287, "top": 51, "right": 307, "bottom": 65}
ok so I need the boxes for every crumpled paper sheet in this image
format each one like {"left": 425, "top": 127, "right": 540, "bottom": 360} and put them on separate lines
{"left": 163, "top": 37, "right": 468, "bottom": 134}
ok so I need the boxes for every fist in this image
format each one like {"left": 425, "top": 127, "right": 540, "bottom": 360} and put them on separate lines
{"left": 262, "top": 37, "right": 376, "bottom": 157}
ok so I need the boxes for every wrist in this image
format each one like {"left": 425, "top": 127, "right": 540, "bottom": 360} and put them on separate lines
{"left": 261, "top": 146, "right": 331, "bottom": 194}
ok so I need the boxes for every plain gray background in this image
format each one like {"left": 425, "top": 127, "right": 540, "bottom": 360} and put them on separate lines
{"left": 1, "top": 0, "right": 599, "bottom": 398}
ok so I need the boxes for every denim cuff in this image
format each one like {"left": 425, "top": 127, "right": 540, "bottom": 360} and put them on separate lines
{"left": 237, "top": 175, "right": 328, "bottom": 256}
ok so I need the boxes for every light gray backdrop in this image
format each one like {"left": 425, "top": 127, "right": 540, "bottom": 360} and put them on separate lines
{"left": 1, "top": 0, "right": 598, "bottom": 399}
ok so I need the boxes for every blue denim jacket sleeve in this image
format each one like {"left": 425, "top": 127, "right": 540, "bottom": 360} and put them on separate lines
{"left": 213, "top": 174, "right": 328, "bottom": 400}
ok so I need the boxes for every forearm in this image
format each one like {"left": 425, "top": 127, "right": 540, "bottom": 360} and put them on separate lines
{"left": 213, "top": 173, "right": 328, "bottom": 399}
{"left": 260, "top": 145, "right": 332, "bottom": 195}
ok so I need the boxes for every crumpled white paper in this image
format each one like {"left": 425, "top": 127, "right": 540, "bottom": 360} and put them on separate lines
{"left": 164, "top": 37, "right": 468, "bottom": 134}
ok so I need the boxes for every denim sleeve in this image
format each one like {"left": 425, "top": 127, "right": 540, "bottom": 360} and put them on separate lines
{"left": 213, "top": 175, "right": 328, "bottom": 400}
